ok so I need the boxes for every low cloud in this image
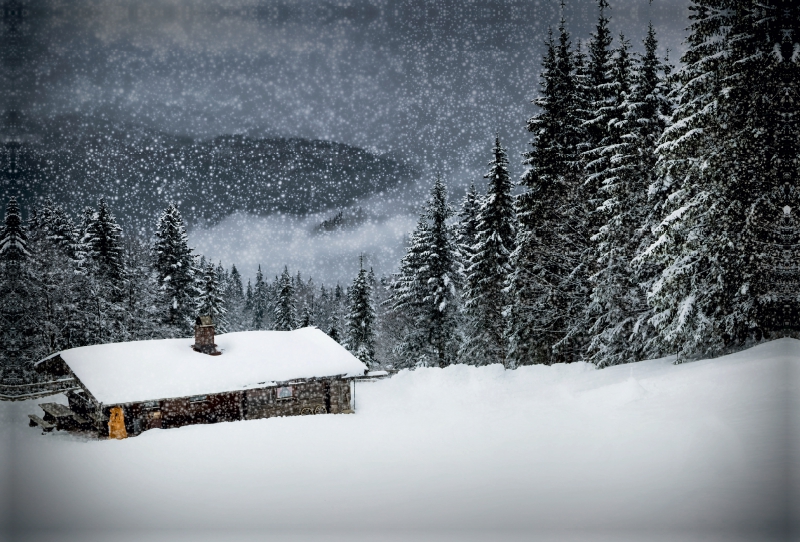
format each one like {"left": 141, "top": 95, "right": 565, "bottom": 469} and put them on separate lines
{"left": 190, "top": 211, "right": 416, "bottom": 286}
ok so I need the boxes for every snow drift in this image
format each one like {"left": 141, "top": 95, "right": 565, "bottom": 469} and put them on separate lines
{"left": 1, "top": 339, "right": 796, "bottom": 542}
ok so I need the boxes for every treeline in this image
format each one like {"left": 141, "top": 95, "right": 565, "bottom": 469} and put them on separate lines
{"left": 1, "top": 0, "right": 797, "bottom": 382}
{"left": 0, "top": 196, "right": 392, "bottom": 382}
{"left": 384, "top": 0, "right": 798, "bottom": 368}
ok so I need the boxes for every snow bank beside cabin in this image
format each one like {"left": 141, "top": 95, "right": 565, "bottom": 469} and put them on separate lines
{"left": 54, "top": 328, "right": 367, "bottom": 404}
{"left": 3, "top": 338, "right": 796, "bottom": 542}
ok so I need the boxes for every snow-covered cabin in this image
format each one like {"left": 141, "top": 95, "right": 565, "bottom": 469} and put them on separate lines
{"left": 31, "top": 328, "right": 368, "bottom": 439}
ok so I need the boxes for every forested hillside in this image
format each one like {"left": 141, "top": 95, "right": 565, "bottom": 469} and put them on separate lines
{"left": 3, "top": 115, "right": 416, "bottom": 231}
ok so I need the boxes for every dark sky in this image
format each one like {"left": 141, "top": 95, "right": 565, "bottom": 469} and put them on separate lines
{"left": 11, "top": 0, "right": 690, "bottom": 190}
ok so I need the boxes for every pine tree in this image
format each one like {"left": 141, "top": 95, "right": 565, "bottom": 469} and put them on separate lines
{"left": 582, "top": 0, "right": 615, "bottom": 160}
{"left": 0, "top": 198, "right": 38, "bottom": 384}
{"left": 196, "top": 262, "right": 228, "bottom": 332}
{"left": 152, "top": 203, "right": 196, "bottom": 328}
{"left": 389, "top": 176, "right": 460, "bottom": 368}
{"left": 456, "top": 183, "right": 480, "bottom": 277}
{"left": 639, "top": 0, "right": 798, "bottom": 357}
{"left": 587, "top": 25, "right": 673, "bottom": 367}
{"left": 245, "top": 279, "right": 253, "bottom": 311}
{"left": 0, "top": 197, "right": 30, "bottom": 262}
{"left": 328, "top": 313, "right": 342, "bottom": 343}
{"left": 327, "top": 284, "right": 345, "bottom": 342}
{"left": 300, "top": 303, "right": 313, "bottom": 328}
{"left": 120, "top": 235, "right": 162, "bottom": 342}
{"left": 29, "top": 198, "right": 76, "bottom": 258}
{"left": 317, "top": 284, "right": 331, "bottom": 332}
{"left": 251, "top": 265, "right": 268, "bottom": 330}
{"left": 462, "top": 136, "right": 515, "bottom": 366}
{"left": 507, "top": 17, "right": 585, "bottom": 366}
{"left": 228, "top": 265, "right": 244, "bottom": 299}
{"left": 346, "top": 255, "right": 377, "bottom": 368}
{"left": 274, "top": 266, "right": 297, "bottom": 331}
{"left": 82, "top": 199, "right": 125, "bottom": 285}
{"left": 224, "top": 264, "right": 247, "bottom": 331}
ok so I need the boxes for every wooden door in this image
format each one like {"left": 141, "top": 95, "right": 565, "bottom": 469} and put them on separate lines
{"left": 323, "top": 381, "right": 331, "bottom": 413}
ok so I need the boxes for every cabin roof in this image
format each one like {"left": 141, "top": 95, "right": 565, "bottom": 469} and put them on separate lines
{"left": 42, "top": 328, "right": 367, "bottom": 405}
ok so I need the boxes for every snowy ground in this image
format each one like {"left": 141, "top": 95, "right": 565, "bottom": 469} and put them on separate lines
{"left": 1, "top": 339, "right": 797, "bottom": 542}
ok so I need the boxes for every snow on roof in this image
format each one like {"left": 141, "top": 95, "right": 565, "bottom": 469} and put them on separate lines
{"left": 55, "top": 328, "right": 367, "bottom": 405}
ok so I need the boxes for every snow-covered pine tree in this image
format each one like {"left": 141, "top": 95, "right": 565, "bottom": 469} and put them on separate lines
{"left": 0, "top": 197, "right": 30, "bottom": 262}
{"left": 456, "top": 183, "right": 480, "bottom": 278}
{"left": 251, "top": 265, "right": 268, "bottom": 329}
{"left": 274, "top": 266, "right": 297, "bottom": 331}
{"left": 229, "top": 265, "right": 244, "bottom": 299}
{"left": 25, "top": 199, "right": 82, "bottom": 354}
{"left": 300, "top": 303, "right": 313, "bottom": 328}
{"left": 82, "top": 199, "right": 125, "bottom": 287}
{"left": 78, "top": 200, "right": 128, "bottom": 339}
{"left": 328, "top": 313, "right": 342, "bottom": 343}
{"left": 216, "top": 262, "right": 227, "bottom": 294}
{"left": 639, "top": 0, "right": 798, "bottom": 358}
{"left": 346, "top": 255, "right": 377, "bottom": 368}
{"left": 196, "top": 261, "right": 228, "bottom": 332}
{"left": 327, "top": 284, "right": 344, "bottom": 342}
{"left": 461, "top": 137, "right": 515, "bottom": 366}
{"left": 317, "top": 284, "right": 331, "bottom": 332}
{"left": 28, "top": 198, "right": 77, "bottom": 258}
{"left": 120, "top": 235, "right": 162, "bottom": 342}
{"left": 587, "top": 25, "right": 673, "bottom": 367}
{"left": 507, "top": 18, "right": 584, "bottom": 366}
{"left": 553, "top": 1, "right": 621, "bottom": 359}
{"left": 0, "top": 197, "right": 39, "bottom": 384}
{"left": 580, "top": 32, "right": 634, "bottom": 362}
{"left": 582, "top": 0, "right": 614, "bottom": 156}
{"left": 389, "top": 176, "right": 460, "bottom": 368}
{"left": 224, "top": 264, "right": 247, "bottom": 331}
{"left": 152, "top": 203, "right": 196, "bottom": 328}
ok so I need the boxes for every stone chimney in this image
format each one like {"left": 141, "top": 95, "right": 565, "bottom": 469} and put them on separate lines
{"left": 193, "top": 316, "right": 221, "bottom": 355}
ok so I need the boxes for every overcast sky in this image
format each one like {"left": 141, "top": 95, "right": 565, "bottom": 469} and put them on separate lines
{"left": 17, "top": 0, "right": 690, "bottom": 188}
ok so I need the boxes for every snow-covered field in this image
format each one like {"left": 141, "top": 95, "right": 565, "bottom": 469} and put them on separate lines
{"left": 2, "top": 339, "right": 797, "bottom": 542}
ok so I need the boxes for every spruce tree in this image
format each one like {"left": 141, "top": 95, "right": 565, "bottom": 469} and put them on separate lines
{"left": 588, "top": 25, "right": 672, "bottom": 366}
{"left": 327, "top": 284, "right": 345, "bottom": 342}
{"left": 457, "top": 183, "right": 480, "bottom": 278}
{"left": 251, "top": 265, "right": 268, "bottom": 330}
{"left": 300, "top": 303, "right": 313, "bottom": 328}
{"left": 153, "top": 203, "right": 196, "bottom": 328}
{"left": 82, "top": 199, "right": 125, "bottom": 285}
{"left": 224, "top": 264, "right": 247, "bottom": 331}
{"left": 0, "top": 197, "right": 30, "bottom": 262}
{"left": 0, "top": 198, "right": 38, "bottom": 384}
{"left": 346, "top": 256, "right": 377, "bottom": 368}
{"left": 462, "top": 137, "right": 515, "bottom": 366}
{"left": 389, "top": 176, "right": 460, "bottom": 367}
{"left": 274, "top": 266, "right": 297, "bottom": 331}
{"left": 640, "top": 0, "right": 798, "bottom": 357}
{"left": 196, "top": 261, "right": 228, "bottom": 332}
{"left": 507, "top": 18, "right": 584, "bottom": 366}
{"left": 328, "top": 315, "right": 342, "bottom": 343}
{"left": 228, "top": 265, "right": 244, "bottom": 299}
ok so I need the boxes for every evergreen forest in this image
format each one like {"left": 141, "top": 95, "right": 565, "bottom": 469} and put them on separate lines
{"left": 1, "top": 0, "right": 797, "bottom": 388}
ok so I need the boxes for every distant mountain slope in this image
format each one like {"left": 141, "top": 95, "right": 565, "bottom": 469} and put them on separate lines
{"left": 5, "top": 115, "right": 417, "bottom": 231}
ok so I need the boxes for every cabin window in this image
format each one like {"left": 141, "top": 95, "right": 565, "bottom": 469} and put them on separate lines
{"left": 276, "top": 386, "right": 293, "bottom": 399}
{"left": 189, "top": 395, "right": 208, "bottom": 404}
{"left": 142, "top": 401, "right": 159, "bottom": 410}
